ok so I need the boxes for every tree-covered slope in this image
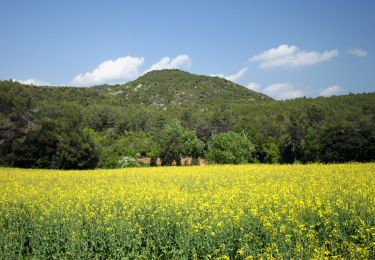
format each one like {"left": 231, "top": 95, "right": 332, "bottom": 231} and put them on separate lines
{"left": 0, "top": 69, "right": 374, "bottom": 168}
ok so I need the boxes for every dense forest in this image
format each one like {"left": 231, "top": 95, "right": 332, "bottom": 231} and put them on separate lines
{"left": 1, "top": 69, "right": 374, "bottom": 169}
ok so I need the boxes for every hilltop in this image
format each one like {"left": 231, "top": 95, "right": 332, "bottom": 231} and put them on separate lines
{"left": 99, "top": 69, "right": 271, "bottom": 109}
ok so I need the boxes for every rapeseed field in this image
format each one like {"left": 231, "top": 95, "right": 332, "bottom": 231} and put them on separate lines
{"left": 0, "top": 164, "right": 374, "bottom": 259}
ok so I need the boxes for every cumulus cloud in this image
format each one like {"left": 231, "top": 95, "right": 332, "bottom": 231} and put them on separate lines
{"left": 70, "top": 56, "right": 145, "bottom": 86}
{"left": 211, "top": 67, "right": 248, "bottom": 83}
{"left": 15, "top": 54, "right": 192, "bottom": 87}
{"left": 262, "top": 83, "right": 304, "bottom": 100}
{"left": 319, "top": 85, "right": 342, "bottom": 97}
{"left": 347, "top": 48, "right": 367, "bottom": 57}
{"left": 245, "top": 82, "right": 261, "bottom": 91}
{"left": 225, "top": 67, "right": 248, "bottom": 82}
{"left": 250, "top": 44, "right": 339, "bottom": 69}
{"left": 15, "top": 78, "right": 50, "bottom": 86}
{"left": 144, "top": 54, "right": 191, "bottom": 73}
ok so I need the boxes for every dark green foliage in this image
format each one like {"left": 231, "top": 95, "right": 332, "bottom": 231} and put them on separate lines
{"left": 0, "top": 88, "right": 99, "bottom": 169}
{"left": 10, "top": 120, "right": 60, "bottom": 168}
{"left": 1, "top": 70, "right": 375, "bottom": 167}
{"left": 207, "top": 131, "right": 255, "bottom": 164}
{"left": 52, "top": 130, "right": 99, "bottom": 169}
{"left": 320, "top": 124, "right": 373, "bottom": 163}
{"left": 0, "top": 82, "right": 36, "bottom": 165}
{"left": 280, "top": 112, "right": 306, "bottom": 163}
{"left": 358, "top": 121, "right": 375, "bottom": 161}
{"left": 7, "top": 120, "right": 98, "bottom": 169}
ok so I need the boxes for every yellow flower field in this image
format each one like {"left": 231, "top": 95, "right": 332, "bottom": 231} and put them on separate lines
{"left": 0, "top": 164, "right": 374, "bottom": 259}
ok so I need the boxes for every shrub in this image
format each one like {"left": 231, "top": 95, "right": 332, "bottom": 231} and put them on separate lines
{"left": 117, "top": 156, "right": 143, "bottom": 168}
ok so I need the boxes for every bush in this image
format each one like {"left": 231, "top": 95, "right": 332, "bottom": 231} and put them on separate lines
{"left": 117, "top": 156, "right": 144, "bottom": 168}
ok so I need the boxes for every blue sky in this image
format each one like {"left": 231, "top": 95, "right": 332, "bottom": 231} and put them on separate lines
{"left": 0, "top": 0, "right": 374, "bottom": 99}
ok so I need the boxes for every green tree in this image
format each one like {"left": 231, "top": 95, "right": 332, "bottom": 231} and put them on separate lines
{"left": 52, "top": 130, "right": 99, "bottom": 169}
{"left": 302, "top": 127, "right": 321, "bottom": 163}
{"left": 280, "top": 112, "right": 306, "bottom": 163}
{"left": 10, "top": 120, "right": 59, "bottom": 168}
{"left": 145, "top": 136, "right": 160, "bottom": 166}
{"left": 320, "top": 125, "right": 364, "bottom": 163}
{"left": 183, "top": 130, "right": 205, "bottom": 165}
{"left": 7, "top": 104, "right": 99, "bottom": 169}
{"left": 159, "top": 120, "right": 204, "bottom": 166}
{"left": 207, "top": 131, "right": 255, "bottom": 164}
{"left": 358, "top": 122, "right": 375, "bottom": 161}
{"left": 263, "top": 138, "right": 281, "bottom": 164}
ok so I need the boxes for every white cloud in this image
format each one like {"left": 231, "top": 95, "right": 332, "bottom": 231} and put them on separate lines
{"left": 70, "top": 56, "right": 144, "bottom": 86}
{"left": 347, "top": 48, "right": 367, "bottom": 57}
{"left": 15, "top": 78, "right": 50, "bottom": 86}
{"left": 262, "top": 83, "right": 304, "bottom": 100}
{"left": 211, "top": 67, "right": 248, "bottom": 82}
{"left": 250, "top": 44, "right": 339, "bottom": 69}
{"left": 145, "top": 54, "right": 191, "bottom": 73}
{"left": 319, "top": 85, "right": 342, "bottom": 97}
{"left": 225, "top": 67, "right": 248, "bottom": 82}
{"left": 14, "top": 54, "right": 192, "bottom": 87}
{"left": 245, "top": 82, "right": 261, "bottom": 91}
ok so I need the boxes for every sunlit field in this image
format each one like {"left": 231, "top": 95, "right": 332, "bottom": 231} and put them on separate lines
{"left": 0, "top": 164, "right": 374, "bottom": 259}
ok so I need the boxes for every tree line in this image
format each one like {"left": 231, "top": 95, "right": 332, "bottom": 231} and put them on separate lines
{"left": 0, "top": 80, "right": 374, "bottom": 169}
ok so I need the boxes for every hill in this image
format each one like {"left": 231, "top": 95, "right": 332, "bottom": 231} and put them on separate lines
{"left": 98, "top": 69, "right": 271, "bottom": 109}
{"left": 0, "top": 69, "right": 374, "bottom": 168}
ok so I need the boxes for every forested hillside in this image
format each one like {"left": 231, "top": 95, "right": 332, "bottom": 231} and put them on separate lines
{"left": 1, "top": 69, "right": 374, "bottom": 168}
